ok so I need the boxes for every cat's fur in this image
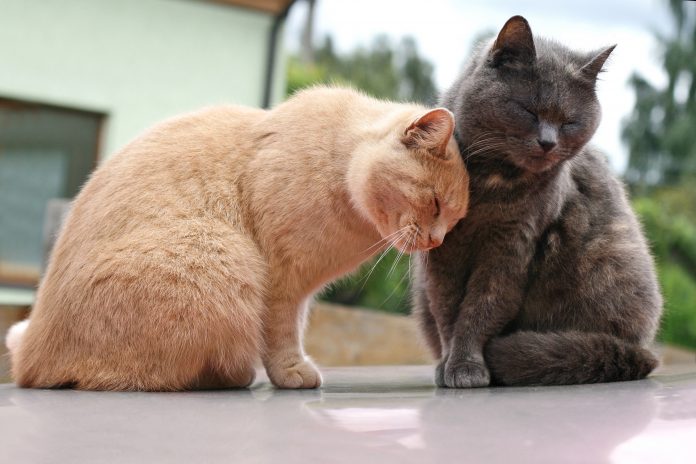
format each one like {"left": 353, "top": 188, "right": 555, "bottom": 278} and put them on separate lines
{"left": 7, "top": 86, "right": 469, "bottom": 391}
{"left": 412, "top": 16, "right": 661, "bottom": 387}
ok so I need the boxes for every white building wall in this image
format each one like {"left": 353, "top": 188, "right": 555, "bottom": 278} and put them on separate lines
{"left": 0, "top": 0, "right": 280, "bottom": 158}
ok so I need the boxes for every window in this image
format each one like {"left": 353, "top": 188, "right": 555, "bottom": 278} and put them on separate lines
{"left": 0, "top": 98, "right": 103, "bottom": 286}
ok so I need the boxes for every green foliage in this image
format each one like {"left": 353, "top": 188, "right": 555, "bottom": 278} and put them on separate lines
{"left": 658, "top": 262, "right": 696, "bottom": 349}
{"left": 623, "top": 0, "right": 696, "bottom": 186}
{"left": 287, "top": 35, "right": 437, "bottom": 104}
{"left": 286, "top": 34, "right": 437, "bottom": 314}
{"left": 623, "top": 0, "right": 696, "bottom": 349}
{"left": 634, "top": 185, "right": 696, "bottom": 349}
{"left": 321, "top": 249, "right": 413, "bottom": 314}
{"left": 286, "top": 57, "right": 332, "bottom": 95}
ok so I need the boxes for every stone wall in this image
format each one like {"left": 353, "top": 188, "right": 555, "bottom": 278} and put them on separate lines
{"left": 304, "top": 303, "right": 432, "bottom": 366}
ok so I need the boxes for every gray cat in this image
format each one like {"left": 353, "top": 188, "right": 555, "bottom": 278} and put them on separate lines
{"left": 412, "top": 16, "right": 662, "bottom": 387}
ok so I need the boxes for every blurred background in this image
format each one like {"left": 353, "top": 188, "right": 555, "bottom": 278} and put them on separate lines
{"left": 0, "top": 0, "right": 694, "bottom": 379}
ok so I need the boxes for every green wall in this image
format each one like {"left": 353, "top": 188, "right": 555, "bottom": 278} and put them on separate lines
{"left": 0, "top": 0, "right": 284, "bottom": 158}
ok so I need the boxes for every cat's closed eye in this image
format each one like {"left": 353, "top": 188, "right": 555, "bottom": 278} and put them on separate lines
{"left": 433, "top": 196, "right": 441, "bottom": 217}
{"left": 515, "top": 102, "right": 538, "bottom": 122}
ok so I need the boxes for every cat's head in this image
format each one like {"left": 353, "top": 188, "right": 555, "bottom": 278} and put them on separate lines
{"left": 349, "top": 107, "right": 469, "bottom": 253}
{"left": 446, "top": 15, "right": 614, "bottom": 174}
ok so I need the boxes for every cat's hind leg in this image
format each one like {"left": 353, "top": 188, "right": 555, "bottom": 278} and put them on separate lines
{"left": 190, "top": 363, "right": 257, "bottom": 390}
{"left": 17, "top": 225, "right": 267, "bottom": 392}
{"left": 131, "top": 226, "right": 268, "bottom": 391}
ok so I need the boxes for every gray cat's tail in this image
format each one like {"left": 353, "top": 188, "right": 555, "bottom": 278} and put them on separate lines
{"left": 484, "top": 331, "right": 659, "bottom": 386}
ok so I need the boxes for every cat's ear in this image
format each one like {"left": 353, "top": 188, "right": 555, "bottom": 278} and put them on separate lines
{"left": 401, "top": 108, "right": 455, "bottom": 158}
{"left": 578, "top": 45, "right": 616, "bottom": 82}
{"left": 490, "top": 15, "right": 536, "bottom": 68}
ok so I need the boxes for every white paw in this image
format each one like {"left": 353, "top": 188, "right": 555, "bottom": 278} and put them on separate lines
{"left": 268, "top": 358, "right": 322, "bottom": 389}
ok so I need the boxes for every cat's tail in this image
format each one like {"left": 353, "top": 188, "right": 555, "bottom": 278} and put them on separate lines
{"left": 5, "top": 320, "right": 29, "bottom": 364}
{"left": 484, "top": 330, "right": 659, "bottom": 386}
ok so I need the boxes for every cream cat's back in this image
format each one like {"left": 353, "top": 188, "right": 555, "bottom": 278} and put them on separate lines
{"left": 85, "top": 104, "right": 265, "bottom": 222}
{"left": 60, "top": 103, "right": 269, "bottom": 244}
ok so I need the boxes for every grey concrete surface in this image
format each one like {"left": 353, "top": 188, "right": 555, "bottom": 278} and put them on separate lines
{"left": 1, "top": 365, "right": 695, "bottom": 464}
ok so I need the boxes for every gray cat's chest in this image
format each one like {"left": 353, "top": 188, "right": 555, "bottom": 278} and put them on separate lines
{"left": 425, "top": 170, "right": 575, "bottom": 312}
{"left": 430, "top": 195, "right": 545, "bottom": 278}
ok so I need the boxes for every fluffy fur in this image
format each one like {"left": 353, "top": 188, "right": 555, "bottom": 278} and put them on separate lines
{"left": 8, "top": 86, "right": 469, "bottom": 391}
{"left": 412, "top": 16, "right": 661, "bottom": 387}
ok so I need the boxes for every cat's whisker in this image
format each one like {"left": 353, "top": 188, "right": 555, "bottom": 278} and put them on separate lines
{"left": 464, "top": 143, "right": 508, "bottom": 162}
{"left": 389, "top": 227, "right": 418, "bottom": 281}
{"left": 464, "top": 142, "right": 498, "bottom": 155}
{"left": 466, "top": 136, "right": 502, "bottom": 151}
{"left": 381, "top": 228, "right": 418, "bottom": 309}
{"left": 357, "top": 246, "right": 393, "bottom": 286}
{"left": 466, "top": 132, "right": 504, "bottom": 145}
{"left": 465, "top": 140, "right": 506, "bottom": 154}
{"left": 464, "top": 142, "right": 502, "bottom": 156}
{"left": 357, "top": 227, "right": 408, "bottom": 256}
{"left": 468, "top": 131, "right": 496, "bottom": 144}
{"left": 466, "top": 132, "right": 503, "bottom": 149}
{"left": 386, "top": 229, "right": 414, "bottom": 279}
{"left": 404, "top": 247, "right": 418, "bottom": 306}
{"left": 386, "top": 252, "right": 403, "bottom": 280}
{"left": 386, "top": 245, "right": 405, "bottom": 280}
{"left": 377, "top": 259, "right": 412, "bottom": 309}
{"left": 402, "top": 227, "right": 417, "bottom": 252}
{"left": 406, "top": 232, "right": 418, "bottom": 282}
{"left": 355, "top": 228, "right": 410, "bottom": 292}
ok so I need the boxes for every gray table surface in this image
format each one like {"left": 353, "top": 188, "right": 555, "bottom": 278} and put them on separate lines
{"left": 1, "top": 365, "right": 695, "bottom": 464}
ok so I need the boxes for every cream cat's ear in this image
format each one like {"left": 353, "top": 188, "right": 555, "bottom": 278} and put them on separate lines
{"left": 401, "top": 108, "right": 455, "bottom": 158}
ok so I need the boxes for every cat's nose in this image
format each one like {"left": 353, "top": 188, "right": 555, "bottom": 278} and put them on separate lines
{"left": 537, "top": 139, "right": 556, "bottom": 153}
{"left": 428, "top": 234, "right": 443, "bottom": 248}
{"left": 537, "top": 121, "right": 558, "bottom": 153}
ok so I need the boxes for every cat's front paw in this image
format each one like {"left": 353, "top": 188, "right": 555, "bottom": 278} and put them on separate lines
{"left": 267, "top": 357, "right": 322, "bottom": 389}
{"left": 441, "top": 357, "right": 490, "bottom": 388}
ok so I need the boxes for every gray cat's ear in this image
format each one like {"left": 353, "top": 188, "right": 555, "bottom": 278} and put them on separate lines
{"left": 578, "top": 45, "right": 616, "bottom": 82}
{"left": 401, "top": 108, "right": 455, "bottom": 158}
{"left": 490, "top": 15, "right": 536, "bottom": 68}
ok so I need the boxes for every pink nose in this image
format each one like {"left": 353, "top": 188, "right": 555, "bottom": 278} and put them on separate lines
{"left": 428, "top": 235, "right": 443, "bottom": 248}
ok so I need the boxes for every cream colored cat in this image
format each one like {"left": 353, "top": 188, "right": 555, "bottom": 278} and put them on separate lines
{"left": 6, "top": 86, "right": 469, "bottom": 391}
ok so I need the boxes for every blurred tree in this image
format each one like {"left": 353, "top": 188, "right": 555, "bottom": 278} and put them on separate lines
{"left": 398, "top": 37, "right": 438, "bottom": 104}
{"left": 623, "top": 0, "right": 696, "bottom": 186}
{"left": 286, "top": 33, "right": 438, "bottom": 313}
{"left": 624, "top": 0, "right": 696, "bottom": 349}
{"left": 287, "top": 34, "right": 437, "bottom": 105}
